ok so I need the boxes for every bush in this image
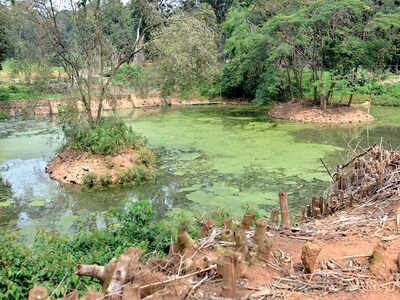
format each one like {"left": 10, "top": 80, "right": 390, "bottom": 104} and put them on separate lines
{"left": 0, "top": 110, "right": 8, "bottom": 120}
{"left": 104, "top": 157, "right": 115, "bottom": 169}
{"left": 135, "top": 147, "right": 156, "bottom": 167}
{"left": 0, "top": 201, "right": 173, "bottom": 299}
{"left": 59, "top": 113, "right": 146, "bottom": 156}
{"left": 0, "top": 86, "right": 10, "bottom": 101}
{"left": 82, "top": 172, "right": 98, "bottom": 187}
{"left": 99, "top": 173, "right": 112, "bottom": 186}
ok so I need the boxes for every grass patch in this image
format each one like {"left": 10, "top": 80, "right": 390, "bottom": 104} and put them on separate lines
{"left": 60, "top": 115, "right": 146, "bottom": 156}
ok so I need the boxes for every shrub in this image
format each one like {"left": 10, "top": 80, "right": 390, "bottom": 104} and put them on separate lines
{"left": 0, "top": 201, "right": 173, "bottom": 299}
{"left": 134, "top": 165, "right": 154, "bottom": 184}
{"left": 104, "top": 157, "right": 115, "bottom": 169}
{"left": 83, "top": 172, "right": 98, "bottom": 187}
{"left": 0, "top": 86, "right": 10, "bottom": 101}
{"left": 0, "top": 110, "right": 7, "bottom": 120}
{"left": 8, "top": 85, "right": 18, "bottom": 93}
{"left": 59, "top": 114, "right": 146, "bottom": 156}
{"left": 99, "top": 173, "right": 112, "bottom": 186}
{"left": 135, "top": 147, "right": 156, "bottom": 167}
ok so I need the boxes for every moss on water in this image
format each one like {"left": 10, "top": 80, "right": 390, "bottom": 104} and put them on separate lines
{"left": 126, "top": 106, "right": 343, "bottom": 214}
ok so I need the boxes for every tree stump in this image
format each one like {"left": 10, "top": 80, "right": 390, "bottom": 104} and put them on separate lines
{"left": 220, "top": 255, "right": 237, "bottom": 298}
{"left": 29, "top": 287, "right": 48, "bottom": 300}
{"left": 300, "top": 206, "right": 306, "bottom": 220}
{"left": 176, "top": 225, "right": 195, "bottom": 253}
{"left": 122, "top": 284, "right": 141, "bottom": 300}
{"left": 311, "top": 196, "right": 319, "bottom": 213}
{"left": 222, "top": 229, "right": 234, "bottom": 242}
{"left": 269, "top": 208, "right": 279, "bottom": 227}
{"left": 301, "top": 242, "right": 322, "bottom": 273}
{"left": 201, "top": 217, "right": 214, "bottom": 238}
{"left": 224, "top": 218, "right": 233, "bottom": 230}
{"left": 306, "top": 205, "right": 312, "bottom": 218}
{"left": 242, "top": 211, "right": 255, "bottom": 230}
{"left": 254, "top": 218, "right": 267, "bottom": 244}
{"left": 312, "top": 207, "right": 321, "bottom": 219}
{"left": 279, "top": 192, "right": 290, "bottom": 230}
{"left": 319, "top": 196, "right": 324, "bottom": 215}
{"left": 234, "top": 227, "right": 248, "bottom": 259}
{"left": 76, "top": 247, "right": 142, "bottom": 295}
{"left": 257, "top": 238, "right": 273, "bottom": 261}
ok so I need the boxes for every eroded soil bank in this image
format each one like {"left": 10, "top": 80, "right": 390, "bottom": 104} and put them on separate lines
{"left": 269, "top": 100, "right": 375, "bottom": 124}
{"left": 46, "top": 148, "right": 151, "bottom": 185}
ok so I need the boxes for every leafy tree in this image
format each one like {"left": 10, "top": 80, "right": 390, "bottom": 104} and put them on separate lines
{"left": 33, "top": 0, "right": 162, "bottom": 127}
{"left": 148, "top": 4, "right": 221, "bottom": 96}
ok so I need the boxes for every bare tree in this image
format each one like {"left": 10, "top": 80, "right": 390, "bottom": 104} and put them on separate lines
{"left": 33, "top": 0, "right": 160, "bottom": 127}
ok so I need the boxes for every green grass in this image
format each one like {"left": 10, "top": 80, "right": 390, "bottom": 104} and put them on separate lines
{"left": 0, "top": 83, "right": 66, "bottom": 101}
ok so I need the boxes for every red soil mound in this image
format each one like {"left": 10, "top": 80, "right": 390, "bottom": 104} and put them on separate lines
{"left": 269, "top": 100, "right": 374, "bottom": 124}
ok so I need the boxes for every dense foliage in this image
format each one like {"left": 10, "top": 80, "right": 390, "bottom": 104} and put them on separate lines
{"left": 0, "top": 201, "right": 184, "bottom": 299}
{"left": 59, "top": 110, "right": 146, "bottom": 155}
{"left": 218, "top": 0, "right": 400, "bottom": 106}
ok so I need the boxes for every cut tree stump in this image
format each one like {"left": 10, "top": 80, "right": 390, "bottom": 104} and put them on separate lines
{"left": 29, "top": 286, "right": 48, "bottom": 300}
{"left": 269, "top": 208, "right": 279, "bottom": 227}
{"left": 220, "top": 255, "right": 237, "bottom": 298}
{"left": 301, "top": 242, "right": 322, "bottom": 273}
{"left": 242, "top": 211, "right": 255, "bottom": 230}
{"left": 122, "top": 284, "right": 141, "bottom": 300}
{"left": 279, "top": 192, "right": 290, "bottom": 230}
{"left": 76, "top": 247, "right": 142, "bottom": 295}
{"left": 254, "top": 218, "right": 267, "bottom": 244}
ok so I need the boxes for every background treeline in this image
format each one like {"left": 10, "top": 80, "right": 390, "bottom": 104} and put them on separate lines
{"left": 1, "top": 0, "right": 400, "bottom": 104}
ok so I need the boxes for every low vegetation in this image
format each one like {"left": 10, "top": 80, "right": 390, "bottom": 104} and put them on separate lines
{"left": 0, "top": 200, "right": 212, "bottom": 299}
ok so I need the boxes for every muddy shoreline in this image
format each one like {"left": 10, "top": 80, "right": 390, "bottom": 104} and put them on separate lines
{"left": 0, "top": 92, "right": 251, "bottom": 118}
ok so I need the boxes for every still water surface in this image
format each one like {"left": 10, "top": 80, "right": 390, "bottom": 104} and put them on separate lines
{"left": 1, "top": 105, "right": 400, "bottom": 234}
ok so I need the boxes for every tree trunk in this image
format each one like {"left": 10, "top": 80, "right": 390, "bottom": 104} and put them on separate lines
{"left": 326, "top": 82, "right": 336, "bottom": 106}
{"left": 286, "top": 67, "right": 294, "bottom": 101}
{"left": 294, "top": 68, "right": 304, "bottom": 99}
{"left": 347, "top": 93, "right": 353, "bottom": 107}
{"left": 133, "top": 35, "right": 145, "bottom": 66}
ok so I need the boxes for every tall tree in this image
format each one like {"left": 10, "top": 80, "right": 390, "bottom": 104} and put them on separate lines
{"left": 33, "top": 0, "right": 161, "bottom": 127}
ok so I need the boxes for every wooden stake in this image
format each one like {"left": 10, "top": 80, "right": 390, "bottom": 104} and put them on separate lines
{"left": 279, "top": 192, "right": 290, "bottom": 229}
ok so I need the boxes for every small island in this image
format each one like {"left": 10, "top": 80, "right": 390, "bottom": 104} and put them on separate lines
{"left": 46, "top": 118, "right": 155, "bottom": 187}
{"left": 269, "top": 100, "right": 374, "bottom": 124}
